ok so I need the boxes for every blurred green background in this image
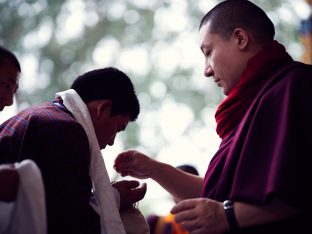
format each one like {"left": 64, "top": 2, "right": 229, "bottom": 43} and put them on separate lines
{"left": 0, "top": 0, "right": 309, "bottom": 217}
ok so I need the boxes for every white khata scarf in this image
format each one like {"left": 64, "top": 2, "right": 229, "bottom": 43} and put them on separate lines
{"left": 56, "top": 89, "right": 126, "bottom": 234}
{"left": 0, "top": 160, "right": 47, "bottom": 234}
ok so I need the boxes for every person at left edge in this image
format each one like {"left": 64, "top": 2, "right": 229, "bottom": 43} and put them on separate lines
{"left": 0, "top": 67, "right": 147, "bottom": 234}
{"left": 0, "top": 45, "right": 20, "bottom": 202}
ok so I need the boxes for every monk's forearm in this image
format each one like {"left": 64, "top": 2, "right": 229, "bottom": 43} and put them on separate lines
{"left": 150, "top": 161, "right": 203, "bottom": 199}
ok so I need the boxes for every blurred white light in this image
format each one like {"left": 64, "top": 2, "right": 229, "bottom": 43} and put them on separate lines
{"left": 174, "top": 32, "right": 203, "bottom": 69}
{"left": 198, "top": 0, "right": 218, "bottom": 14}
{"left": 154, "top": 8, "right": 188, "bottom": 33}
{"left": 18, "top": 3, "right": 32, "bottom": 16}
{"left": 56, "top": 0, "right": 86, "bottom": 44}
{"left": 124, "top": 10, "right": 140, "bottom": 24}
{"left": 158, "top": 99, "right": 194, "bottom": 141}
{"left": 23, "top": 19, "right": 53, "bottom": 49}
{"left": 19, "top": 54, "right": 39, "bottom": 91}
{"left": 149, "top": 81, "right": 167, "bottom": 99}
{"left": 85, "top": 11, "right": 100, "bottom": 27}
{"left": 138, "top": 110, "right": 166, "bottom": 149}
{"left": 0, "top": 101, "right": 17, "bottom": 124}
{"left": 290, "top": 0, "right": 311, "bottom": 19}
{"left": 117, "top": 47, "right": 150, "bottom": 76}
{"left": 93, "top": 37, "right": 121, "bottom": 66}
{"left": 107, "top": 2, "right": 126, "bottom": 20}
{"left": 138, "top": 92, "right": 152, "bottom": 110}
{"left": 128, "top": 0, "right": 159, "bottom": 9}
{"left": 277, "top": 5, "right": 299, "bottom": 25}
{"left": 151, "top": 43, "right": 180, "bottom": 75}
{"left": 36, "top": 73, "right": 50, "bottom": 89}
{"left": 101, "top": 137, "right": 124, "bottom": 179}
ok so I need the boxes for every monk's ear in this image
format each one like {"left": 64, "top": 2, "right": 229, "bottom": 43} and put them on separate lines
{"left": 232, "top": 28, "right": 249, "bottom": 50}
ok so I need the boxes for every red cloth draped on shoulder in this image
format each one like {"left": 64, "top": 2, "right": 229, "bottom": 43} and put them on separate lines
{"left": 215, "top": 40, "right": 293, "bottom": 139}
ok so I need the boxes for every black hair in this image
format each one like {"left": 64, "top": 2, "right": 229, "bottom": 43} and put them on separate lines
{"left": 176, "top": 164, "right": 199, "bottom": 176}
{"left": 199, "top": 0, "right": 275, "bottom": 44}
{"left": 0, "top": 45, "right": 21, "bottom": 72}
{"left": 71, "top": 67, "right": 140, "bottom": 121}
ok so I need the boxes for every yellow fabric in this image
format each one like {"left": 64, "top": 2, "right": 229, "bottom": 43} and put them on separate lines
{"left": 155, "top": 214, "right": 189, "bottom": 234}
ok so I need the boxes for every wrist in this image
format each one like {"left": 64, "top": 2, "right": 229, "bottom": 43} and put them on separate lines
{"left": 223, "top": 200, "right": 240, "bottom": 232}
{"left": 149, "top": 160, "right": 164, "bottom": 180}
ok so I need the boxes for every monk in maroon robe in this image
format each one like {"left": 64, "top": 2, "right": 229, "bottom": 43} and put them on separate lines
{"left": 114, "top": 1, "right": 312, "bottom": 233}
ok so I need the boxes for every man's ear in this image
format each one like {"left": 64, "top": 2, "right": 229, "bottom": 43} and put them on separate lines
{"left": 96, "top": 100, "right": 112, "bottom": 119}
{"left": 232, "top": 28, "right": 249, "bottom": 50}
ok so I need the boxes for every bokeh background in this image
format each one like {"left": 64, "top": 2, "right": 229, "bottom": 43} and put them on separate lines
{"left": 1, "top": 0, "right": 311, "bottom": 217}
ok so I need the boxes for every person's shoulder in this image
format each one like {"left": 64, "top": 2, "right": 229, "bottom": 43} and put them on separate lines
{"left": 6, "top": 101, "right": 82, "bottom": 133}
{"left": 19, "top": 101, "right": 75, "bottom": 122}
{"left": 288, "top": 61, "right": 312, "bottom": 76}
{"left": 281, "top": 61, "right": 312, "bottom": 85}
{"left": 263, "top": 61, "right": 312, "bottom": 100}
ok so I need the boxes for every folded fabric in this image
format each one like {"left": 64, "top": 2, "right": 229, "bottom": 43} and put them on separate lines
{"left": 0, "top": 159, "right": 47, "bottom": 234}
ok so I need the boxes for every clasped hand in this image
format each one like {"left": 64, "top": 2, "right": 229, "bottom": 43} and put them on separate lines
{"left": 112, "top": 180, "right": 147, "bottom": 210}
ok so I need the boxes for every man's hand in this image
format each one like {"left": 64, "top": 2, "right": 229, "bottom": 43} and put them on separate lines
{"left": 112, "top": 180, "right": 147, "bottom": 210}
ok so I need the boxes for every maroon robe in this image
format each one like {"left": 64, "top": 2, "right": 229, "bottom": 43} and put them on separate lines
{"left": 201, "top": 62, "right": 312, "bottom": 233}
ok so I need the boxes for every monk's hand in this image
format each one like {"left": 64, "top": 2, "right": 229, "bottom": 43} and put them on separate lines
{"left": 114, "top": 150, "right": 155, "bottom": 179}
{"left": 171, "top": 198, "right": 226, "bottom": 234}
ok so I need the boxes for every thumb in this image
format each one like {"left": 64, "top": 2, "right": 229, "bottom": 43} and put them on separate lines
{"left": 135, "top": 182, "right": 147, "bottom": 201}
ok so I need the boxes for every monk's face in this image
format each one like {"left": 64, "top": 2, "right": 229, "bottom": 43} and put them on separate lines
{"left": 199, "top": 22, "right": 248, "bottom": 95}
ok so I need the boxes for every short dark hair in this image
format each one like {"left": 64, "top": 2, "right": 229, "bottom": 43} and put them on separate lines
{"left": 0, "top": 45, "right": 21, "bottom": 73}
{"left": 71, "top": 67, "right": 140, "bottom": 121}
{"left": 199, "top": 0, "right": 275, "bottom": 44}
{"left": 176, "top": 164, "right": 199, "bottom": 176}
